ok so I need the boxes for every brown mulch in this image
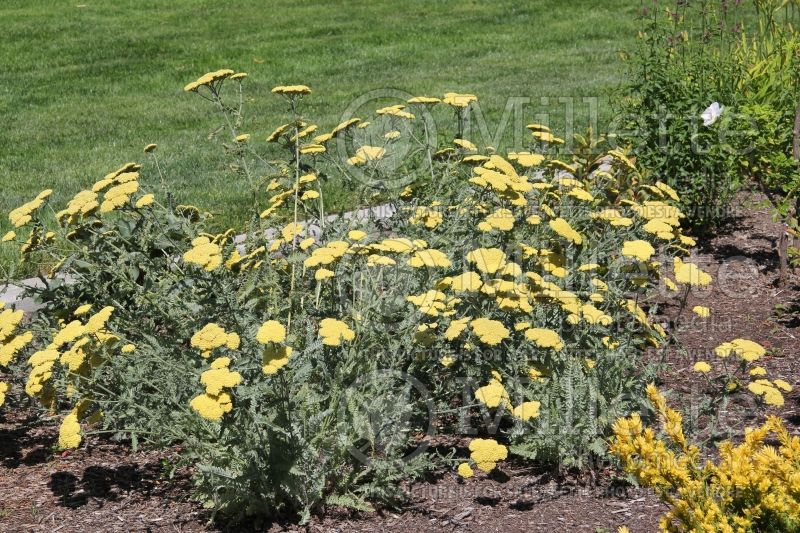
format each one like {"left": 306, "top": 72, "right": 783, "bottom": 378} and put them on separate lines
{"left": 1, "top": 193, "right": 798, "bottom": 533}
{"left": 647, "top": 193, "right": 800, "bottom": 437}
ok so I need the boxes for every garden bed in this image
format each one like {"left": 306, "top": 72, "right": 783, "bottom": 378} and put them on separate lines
{"left": 2, "top": 192, "right": 797, "bottom": 533}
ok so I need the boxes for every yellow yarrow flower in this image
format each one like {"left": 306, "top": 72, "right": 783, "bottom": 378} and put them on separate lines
{"left": 468, "top": 438, "right": 508, "bottom": 472}
{"left": 201, "top": 365, "right": 242, "bottom": 396}
{"left": 512, "top": 401, "right": 541, "bottom": 421}
{"left": 442, "top": 92, "right": 477, "bottom": 108}
{"left": 479, "top": 208, "right": 515, "bottom": 232}
{"left": 58, "top": 411, "right": 82, "bottom": 449}
{"left": 271, "top": 84, "right": 311, "bottom": 95}
{"left": 190, "top": 392, "right": 233, "bottom": 421}
{"left": 673, "top": 257, "right": 712, "bottom": 287}
{"left": 256, "top": 320, "right": 286, "bottom": 344}
{"left": 184, "top": 69, "right": 235, "bottom": 92}
{"left": 409, "top": 206, "right": 443, "bottom": 229}
{"left": 347, "top": 145, "right": 386, "bottom": 165}
{"left": 191, "top": 323, "right": 234, "bottom": 356}
{"left": 0, "top": 308, "right": 25, "bottom": 341}
{"left": 470, "top": 318, "right": 509, "bottom": 345}
{"left": 263, "top": 345, "right": 292, "bottom": 375}
{"left": 8, "top": 190, "right": 52, "bottom": 227}
{"left": 474, "top": 376, "right": 510, "bottom": 409}
{"left": 183, "top": 236, "right": 222, "bottom": 271}
{"left": 524, "top": 328, "right": 564, "bottom": 351}
{"left": 85, "top": 306, "right": 114, "bottom": 334}
{"left": 693, "top": 361, "right": 711, "bottom": 373}
{"left": 548, "top": 217, "right": 583, "bottom": 245}
{"left": 100, "top": 181, "right": 139, "bottom": 213}
{"left": 714, "top": 339, "right": 765, "bottom": 362}
{"left": 457, "top": 462, "right": 474, "bottom": 478}
{"left": 407, "top": 96, "right": 440, "bottom": 105}
{"left": 0, "top": 382, "right": 9, "bottom": 406}
{"left": 621, "top": 240, "right": 655, "bottom": 261}
{"left": 318, "top": 318, "right": 355, "bottom": 346}
{"left": 466, "top": 248, "right": 507, "bottom": 275}
{"left": 315, "top": 268, "right": 335, "bottom": 280}
{"left": 453, "top": 138, "right": 477, "bottom": 152}
{"left": 508, "top": 151, "right": 545, "bottom": 167}
{"left": 408, "top": 249, "right": 452, "bottom": 268}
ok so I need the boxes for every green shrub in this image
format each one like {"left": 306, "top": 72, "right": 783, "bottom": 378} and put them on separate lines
{"left": 616, "top": 0, "right": 748, "bottom": 230}
{"left": 619, "top": 0, "right": 800, "bottom": 233}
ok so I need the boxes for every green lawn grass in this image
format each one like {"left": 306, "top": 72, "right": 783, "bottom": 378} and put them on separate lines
{"left": 0, "top": 0, "right": 641, "bottom": 274}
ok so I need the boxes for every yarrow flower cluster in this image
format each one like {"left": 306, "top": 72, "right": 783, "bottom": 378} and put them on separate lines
{"left": 190, "top": 356, "right": 242, "bottom": 422}
{"left": 256, "top": 320, "right": 293, "bottom": 375}
{"left": 190, "top": 323, "right": 240, "bottom": 357}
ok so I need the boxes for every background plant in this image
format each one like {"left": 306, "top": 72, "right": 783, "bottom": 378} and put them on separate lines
{"left": 618, "top": 0, "right": 800, "bottom": 234}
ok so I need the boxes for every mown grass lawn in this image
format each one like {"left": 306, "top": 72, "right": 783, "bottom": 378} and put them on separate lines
{"left": 0, "top": 0, "right": 640, "bottom": 273}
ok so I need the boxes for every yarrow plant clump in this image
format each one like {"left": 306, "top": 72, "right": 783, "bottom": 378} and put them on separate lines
{"left": 0, "top": 70, "right": 784, "bottom": 524}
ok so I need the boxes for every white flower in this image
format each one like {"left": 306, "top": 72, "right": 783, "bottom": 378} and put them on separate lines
{"left": 701, "top": 102, "right": 724, "bottom": 126}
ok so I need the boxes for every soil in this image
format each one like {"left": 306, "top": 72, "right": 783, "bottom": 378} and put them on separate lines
{"left": 1, "top": 193, "right": 798, "bottom": 533}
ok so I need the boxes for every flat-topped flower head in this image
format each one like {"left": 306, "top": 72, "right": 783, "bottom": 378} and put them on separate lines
{"left": 263, "top": 345, "right": 292, "bottom": 375}
{"left": 468, "top": 438, "right": 508, "bottom": 472}
{"left": 508, "top": 151, "right": 545, "bottom": 167}
{"left": 407, "top": 96, "right": 440, "bottom": 105}
{"left": 256, "top": 320, "right": 286, "bottom": 344}
{"left": 621, "top": 240, "right": 655, "bottom": 261}
{"left": 318, "top": 318, "right": 355, "bottom": 346}
{"left": 331, "top": 118, "right": 361, "bottom": 136}
{"left": 512, "top": 401, "right": 541, "bottom": 421}
{"left": 673, "top": 257, "right": 712, "bottom": 286}
{"left": 183, "top": 236, "right": 222, "bottom": 271}
{"left": 474, "top": 375, "right": 510, "bottom": 408}
{"left": 524, "top": 328, "right": 564, "bottom": 351}
{"left": 347, "top": 145, "right": 386, "bottom": 166}
{"left": 457, "top": 462, "right": 474, "bottom": 478}
{"left": 408, "top": 249, "right": 451, "bottom": 268}
{"left": 271, "top": 84, "right": 311, "bottom": 95}
{"left": 715, "top": 338, "right": 765, "bottom": 362}
{"left": 376, "top": 104, "right": 415, "bottom": 119}
{"left": 190, "top": 392, "right": 233, "bottom": 421}
{"left": 548, "top": 217, "right": 583, "bottom": 245}
{"left": 9, "top": 189, "right": 52, "bottom": 227}
{"left": 184, "top": 69, "right": 235, "bottom": 92}
{"left": 453, "top": 138, "right": 477, "bottom": 152}
{"left": 466, "top": 248, "right": 507, "bottom": 275}
{"left": 201, "top": 365, "right": 242, "bottom": 396}
{"left": 58, "top": 411, "right": 82, "bottom": 449}
{"left": 191, "top": 323, "right": 236, "bottom": 356}
{"left": 470, "top": 318, "right": 509, "bottom": 345}
{"left": 443, "top": 92, "right": 477, "bottom": 108}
